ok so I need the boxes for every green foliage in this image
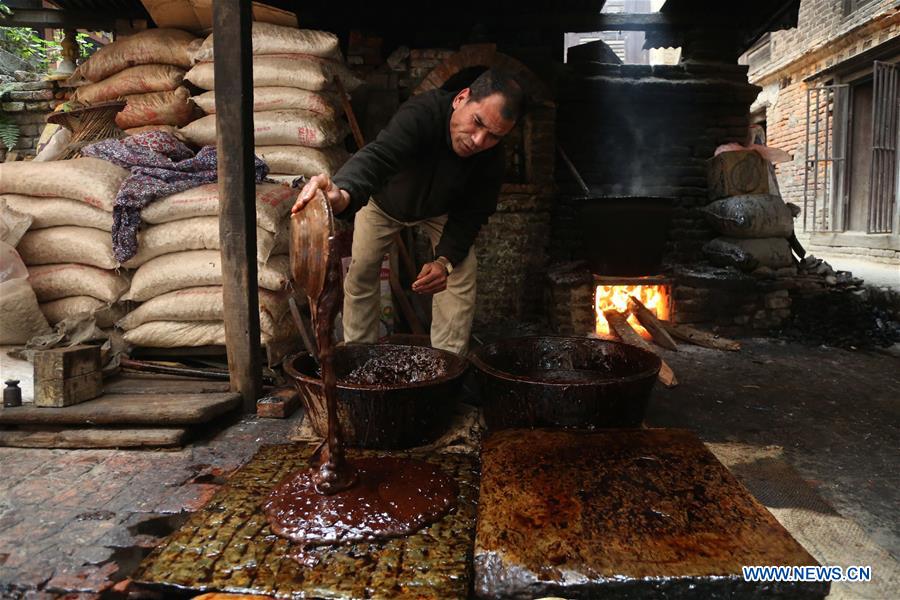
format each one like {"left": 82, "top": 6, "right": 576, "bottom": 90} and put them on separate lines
{"left": 0, "top": 2, "right": 96, "bottom": 72}
{"left": 0, "top": 77, "right": 19, "bottom": 153}
{"left": 0, "top": 117, "right": 20, "bottom": 151}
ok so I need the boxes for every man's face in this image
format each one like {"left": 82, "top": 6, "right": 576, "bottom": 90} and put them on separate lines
{"left": 449, "top": 89, "right": 516, "bottom": 158}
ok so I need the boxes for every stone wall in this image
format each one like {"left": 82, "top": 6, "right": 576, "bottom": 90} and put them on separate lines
{"left": 0, "top": 76, "right": 62, "bottom": 160}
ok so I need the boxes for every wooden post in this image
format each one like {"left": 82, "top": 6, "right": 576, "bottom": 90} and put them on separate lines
{"left": 213, "top": 0, "right": 262, "bottom": 411}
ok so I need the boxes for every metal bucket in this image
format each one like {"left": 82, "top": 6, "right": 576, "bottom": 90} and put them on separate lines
{"left": 470, "top": 336, "right": 660, "bottom": 430}
{"left": 283, "top": 344, "right": 469, "bottom": 449}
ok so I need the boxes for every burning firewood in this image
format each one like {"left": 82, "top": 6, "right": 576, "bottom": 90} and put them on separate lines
{"left": 627, "top": 296, "right": 677, "bottom": 351}
{"left": 604, "top": 309, "right": 678, "bottom": 388}
{"left": 660, "top": 321, "right": 741, "bottom": 352}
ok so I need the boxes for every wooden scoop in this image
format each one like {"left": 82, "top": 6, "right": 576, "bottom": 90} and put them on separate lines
{"left": 290, "top": 189, "right": 335, "bottom": 302}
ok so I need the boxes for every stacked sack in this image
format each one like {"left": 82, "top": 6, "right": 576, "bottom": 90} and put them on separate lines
{"left": 702, "top": 149, "right": 798, "bottom": 273}
{"left": 69, "top": 28, "right": 201, "bottom": 134}
{"left": 0, "top": 158, "right": 132, "bottom": 328}
{"left": 117, "top": 182, "right": 299, "bottom": 349}
{"left": 181, "top": 22, "right": 355, "bottom": 183}
{"left": 0, "top": 205, "right": 50, "bottom": 345}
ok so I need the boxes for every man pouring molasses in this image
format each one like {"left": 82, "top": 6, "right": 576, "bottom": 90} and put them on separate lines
{"left": 292, "top": 68, "right": 525, "bottom": 355}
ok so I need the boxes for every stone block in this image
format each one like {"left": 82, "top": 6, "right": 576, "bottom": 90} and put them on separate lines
{"left": 765, "top": 295, "right": 792, "bottom": 310}
{"left": 9, "top": 89, "right": 54, "bottom": 101}
{"left": 771, "top": 308, "right": 792, "bottom": 320}
{"left": 1, "top": 101, "right": 24, "bottom": 112}
{"left": 12, "top": 80, "right": 53, "bottom": 91}
{"left": 24, "top": 102, "right": 51, "bottom": 111}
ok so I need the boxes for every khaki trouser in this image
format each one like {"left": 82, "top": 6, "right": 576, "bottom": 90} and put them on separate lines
{"left": 343, "top": 200, "right": 477, "bottom": 355}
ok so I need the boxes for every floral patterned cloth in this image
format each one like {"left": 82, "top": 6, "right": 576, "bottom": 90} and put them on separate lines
{"left": 82, "top": 131, "right": 269, "bottom": 264}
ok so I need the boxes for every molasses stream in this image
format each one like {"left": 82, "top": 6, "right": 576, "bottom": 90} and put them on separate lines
{"left": 264, "top": 190, "right": 456, "bottom": 549}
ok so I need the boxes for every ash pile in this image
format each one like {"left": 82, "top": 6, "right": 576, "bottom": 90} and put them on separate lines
{"left": 775, "top": 254, "right": 900, "bottom": 349}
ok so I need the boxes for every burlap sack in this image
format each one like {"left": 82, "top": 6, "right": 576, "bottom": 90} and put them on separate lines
{"left": 140, "top": 182, "right": 295, "bottom": 233}
{"left": 185, "top": 55, "right": 361, "bottom": 91}
{"left": 702, "top": 194, "right": 795, "bottom": 239}
{"left": 180, "top": 110, "right": 347, "bottom": 148}
{"left": 40, "top": 296, "right": 128, "bottom": 328}
{"left": 123, "top": 216, "right": 282, "bottom": 268}
{"left": 702, "top": 237, "right": 794, "bottom": 271}
{"left": 257, "top": 145, "right": 348, "bottom": 178}
{"left": 192, "top": 87, "right": 340, "bottom": 117}
{"left": 116, "top": 86, "right": 197, "bottom": 129}
{"left": 124, "top": 124, "right": 183, "bottom": 137}
{"left": 265, "top": 174, "right": 304, "bottom": 186}
{"left": 71, "top": 29, "right": 199, "bottom": 83}
{"left": 124, "top": 250, "right": 290, "bottom": 301}
{"left": 0, "top": 199, "right": 32, "bottom": 247}
{"left": 192, "top": 23, "right": 340, "bottom": 62}
{"left": 28, "top": 263, "right": 130, "bottom": 302}
{"left": 71, "top": 64, "right": 186, "bottom": 104}
{"left": 1, "top": 194, "right": 113, "bottom": 231}
{"left": 0, "top": 158, "right": 128, "bottom": 211}
{"left": 117, "top": 285, "right": 289, "bottom": 335}
{"left": 0, "top": 278, "right": 52, "bottom": 344}
{"left": 18, "top": 227, "right": 117, "bottom": 269}
{"left": 123, "top": 314, "right": 295, "bottom": 348}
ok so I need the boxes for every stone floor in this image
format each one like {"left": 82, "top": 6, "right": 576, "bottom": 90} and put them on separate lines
{"left": 0, "top": 338, "right": 898, "bottom": 598}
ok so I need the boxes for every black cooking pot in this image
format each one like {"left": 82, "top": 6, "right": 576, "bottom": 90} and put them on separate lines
{"left": 578, "top": 196, "right": 675, "bottom": 276}
{"left": 470, "top": 336, "right": 660, "bottom": 430}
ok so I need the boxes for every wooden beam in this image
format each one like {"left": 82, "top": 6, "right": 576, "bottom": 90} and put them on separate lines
{"left": 2, "top": 8, "right": 120, "bottom": 30}
{"left": 213, "top": 0, "right": 262, "bottom": 412}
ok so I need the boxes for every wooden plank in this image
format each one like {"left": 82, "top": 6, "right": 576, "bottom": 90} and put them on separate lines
{"left": 133, "top": 444, "right": 478, "bottom": 599}
{"left": 34, "top": 371, "right": 103, "bottom": 408}
{"left": 213, "top": 0, "right": 263, "bottom": 412}
{"left": 661, "top": 321, "right": 742, "bottom": 352}
{"left": 627, "top": 296, "right": 678, "bottom": 351}
{"left": 604, "top": 310, "right": 678, "bottom": 388}
{"left": 0, "top": 427, "right": 187, "bottom": 449}
{"left": 2, "top": 8, "right": 124, "bottom": 30}
{"left": 103, "top": 375, "right": 232, "bottom": 395}
{"left": 0, "top": 393, "right": 240, "bottom": 426}
{"left": 475, "top": 429, "right": 828, "bottom": 599}
{"left": 34, "top": 345, "right": 100, "bottom": 381}
{"left": 256, "top": 388, "right": 300, "bottom": 419}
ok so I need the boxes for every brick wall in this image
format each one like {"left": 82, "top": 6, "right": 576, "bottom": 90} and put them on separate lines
{"left": 750, "top": 0, "right": 900, "bottom": 265}
{"left": 753, "top": 0, "right": 900, "bottom": 81}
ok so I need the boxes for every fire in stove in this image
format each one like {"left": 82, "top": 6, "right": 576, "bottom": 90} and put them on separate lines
{"left": 594, "top": 276, "right": 672, "bottom": 340}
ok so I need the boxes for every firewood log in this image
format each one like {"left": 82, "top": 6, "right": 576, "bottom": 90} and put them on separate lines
{"left": 627, "top": 296, "right": 677, "bottom": 351}
{"left": 661, "top": 321, "right": 741, "bottom": 352}
{"left": 604, "top": 309, "right": 678, "bottom": 388}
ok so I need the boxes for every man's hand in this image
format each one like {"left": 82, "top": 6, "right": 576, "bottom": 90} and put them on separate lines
{"left": 291, "top": 173, "right": 350, "bottom": 215}
{"left": 411, "top": 261, "right": 448, "bottom": 295}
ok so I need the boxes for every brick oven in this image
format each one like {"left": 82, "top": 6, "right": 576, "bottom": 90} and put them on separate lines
{"left": 549, "top": 58, "right": 805, "bottom": 339}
